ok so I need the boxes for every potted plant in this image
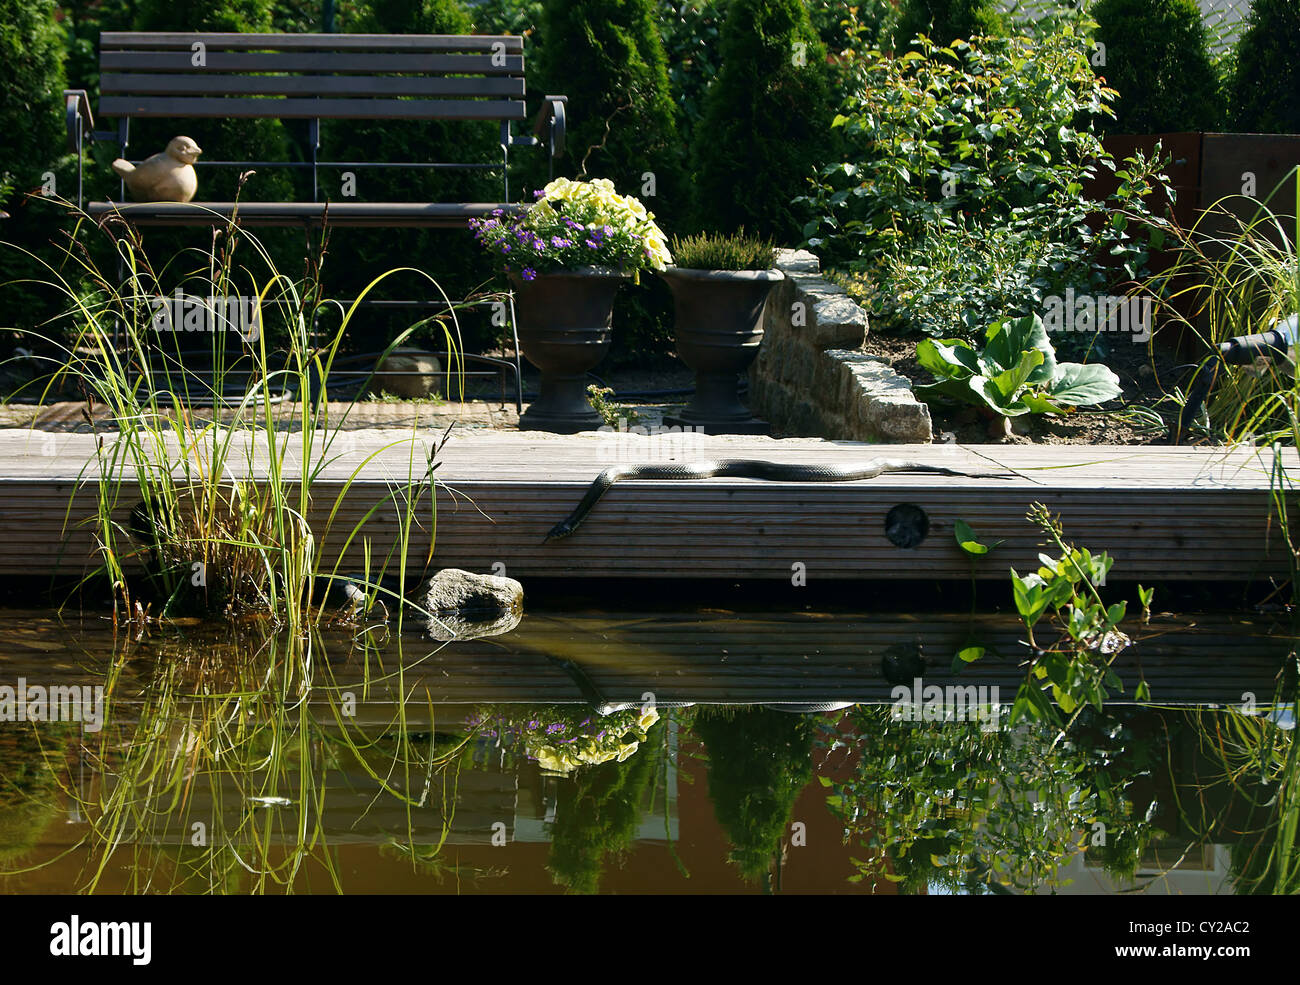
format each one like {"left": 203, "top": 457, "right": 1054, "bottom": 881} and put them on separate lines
{"left": 470, "top": 178, "right": 671, "bottom": 432}
{"left": 658, "top": 231, "right": 782, "bottom": 431}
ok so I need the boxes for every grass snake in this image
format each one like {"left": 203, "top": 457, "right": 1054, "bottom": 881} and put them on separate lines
{"left": 543, "top": 458, "right": 1013, "bottom": 542}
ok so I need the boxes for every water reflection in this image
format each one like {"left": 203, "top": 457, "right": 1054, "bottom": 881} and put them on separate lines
{"left": 0, "top": 607, "right": 1293, "bottom": 894}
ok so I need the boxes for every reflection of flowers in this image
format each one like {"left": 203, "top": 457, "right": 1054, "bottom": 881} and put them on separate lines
{"left": 471, "top": 704, "right": 659, "bottom": 775}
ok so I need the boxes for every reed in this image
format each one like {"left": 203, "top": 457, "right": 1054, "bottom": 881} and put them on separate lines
{"left": 3, "top": 190, "right": 495, "bottom": 632}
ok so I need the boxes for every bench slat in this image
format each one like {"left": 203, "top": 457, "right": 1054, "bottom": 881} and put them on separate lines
{"left": 99, "top": 32, "right": 524, "bottom": 54}
{"left": 88, "top": 201, "right": 522, "bottom": 228}
{"left": 101, "top": 72, "right": 525, "bottom": 99}
{"left": 100, "top": 50, "right": 524, "bottom": 75}
{"left": 99, "top": 95, "right": 526, "bottom": 121}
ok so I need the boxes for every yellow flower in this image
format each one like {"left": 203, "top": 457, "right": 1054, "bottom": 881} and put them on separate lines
{"left": 638, "top": 707, "right": 660, "bottom": 729}
{"left": 616, "top": 741, "right": 640, "bottom": 762}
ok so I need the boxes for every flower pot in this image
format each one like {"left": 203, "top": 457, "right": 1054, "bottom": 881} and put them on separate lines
{"left": 659, "top": 266, "right": 783, "bottom": 427}
{"left": 510, "top": 267, "right": 630, "bottom": 433}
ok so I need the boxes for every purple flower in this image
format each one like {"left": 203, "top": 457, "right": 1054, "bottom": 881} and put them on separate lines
{"left": 602, "top": 225, "right": 613, "bottom": 238}
{"left": 533, "top": 189, "right": 546, "bottom": 199}
{"left": 522, "top": 267, "right": 537, "bottom": 281}
{"left": 551, "top": 236, "right": 571, "bottom": 248}
{"left": 585, "top": 238, "right": 598, "bottom": 249}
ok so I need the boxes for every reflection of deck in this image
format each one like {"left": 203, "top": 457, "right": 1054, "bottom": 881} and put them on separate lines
{"left": 9, "top": 610, "right": 1292, "bottom": 714}
{"left": 0, "top": 430, "right": 1295, "bottom": 580}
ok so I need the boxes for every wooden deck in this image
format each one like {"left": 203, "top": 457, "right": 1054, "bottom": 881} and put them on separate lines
{"left": 0, "top": 429, "right": 1295, "bottom": 581}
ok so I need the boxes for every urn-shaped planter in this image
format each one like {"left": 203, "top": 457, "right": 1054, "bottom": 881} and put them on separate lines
{"left": 659, "top": 267, "right": 783, "bottom": 428}
{"left": 511, "top": 267, "right": 630, "bottom": 433}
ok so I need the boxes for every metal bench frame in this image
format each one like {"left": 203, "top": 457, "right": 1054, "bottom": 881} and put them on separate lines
{"left": 62, "top": 32, "right": 571, "bottom": 411}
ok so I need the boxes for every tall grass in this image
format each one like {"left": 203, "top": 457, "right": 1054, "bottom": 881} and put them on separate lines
{"left": 1144, "top": 167, "right": 1298, "bottom": 444}
{"left": 3, "top": 191, "right": 492, "bottom": 633}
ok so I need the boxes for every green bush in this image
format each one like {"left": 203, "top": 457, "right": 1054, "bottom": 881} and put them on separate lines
{"left": 658, "top": 1, "right": 726, "bottom": 145}
{"left": 0, "top": 0, "right": 70, "bottom": 335}
{"left": 1092, "top": 0, "right": 1225, "bottom": 134}
{"left": 533, "top": 0, "right": 683, "bottom": 225}
{"left": 1230, "top": 0, "right": 1300, "bottom": 134}
{"left": 690, "top": 0, "right": 837, "bottom": 242}
{"left": 896, "top": 0, "right": 1006, "bottom": 47}
{"left": 802, "top": 26, "right": 1174, "bottom": 339}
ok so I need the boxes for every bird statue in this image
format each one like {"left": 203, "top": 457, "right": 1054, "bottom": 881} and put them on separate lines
{"left": 111, "top": 136, "right": 202, "bottom": 203}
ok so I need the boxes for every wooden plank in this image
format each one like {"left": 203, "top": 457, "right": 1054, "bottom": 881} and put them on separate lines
{"left": 98, "top": 95, "right": 526, "bottom": 121}
{"left": 100, "top": 72, "right": 527, "bottom": 99}
{"left": 99, "top": 32, "right": 525, "bottom": 54}
{"left": 0, "top": 433, "right": 1293, "bottom": 581}
{"left": 86, "top": 201, "right": 516, "bottom": 228}
{"left": 98, "top": 51, "right": 524, "bottom": 75}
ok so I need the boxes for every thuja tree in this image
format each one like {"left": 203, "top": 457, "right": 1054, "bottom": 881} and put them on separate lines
{"left": 694, "top": 708, "right": 815, "bottom": 884}
{"left": 1230, "top": 0, "right": 1300, "bottom": 135}
{"left": 1092, "top": 0, "right": 1225, "bottom": 133}
{"left": 691, "top": 0, "right": 837, "bottom": 241}
{"left": 895, "top": 0, "right": 1006, "bottom": 47}
{"left": 533, "top": 0, "right": 684, "bottom": 225}
{"left": 0, "top": 0, "right": 70, "bottom": 334}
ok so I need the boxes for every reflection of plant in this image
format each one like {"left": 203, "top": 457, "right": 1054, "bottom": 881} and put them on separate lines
{"left": 471, "top": 703, "right": 659, "bottom": 775}
{"left": 0, "top": 723, "right": 69, "bottom": 866}
{"left": 916, "top": 314, "right": 1122, "bottom": 424}
{"left": 1000, "top": 504, "right": 1153, "bottom": 725}
{"left": 546, "top": 719, "right": 664, "bottom": 893}
{"left": 694, "top": 707, "right": 815, "bottom": 884}
{"left": 1176, "top": 695, "right": 1300, "bottom": 895}
{"left": 823, "top": 706, "right": 1162, "bottom": 893}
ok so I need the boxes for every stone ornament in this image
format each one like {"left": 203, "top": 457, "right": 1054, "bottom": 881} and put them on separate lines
{"left": 110, "top": 136, "right": 202, "bottom": 203}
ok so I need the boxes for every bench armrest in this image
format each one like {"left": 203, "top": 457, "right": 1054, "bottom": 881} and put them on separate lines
{"left": 64, "top": 89, "right": 95, "bottom": 154}
{"left": 533, "top": 94, "right": 567, "bottom": 161}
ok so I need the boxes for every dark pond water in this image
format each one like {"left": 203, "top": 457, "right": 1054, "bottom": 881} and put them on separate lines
{"left": 0, "top": 604, "right": 1295, "bottom": 894}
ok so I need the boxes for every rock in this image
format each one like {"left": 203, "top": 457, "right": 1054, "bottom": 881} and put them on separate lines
{"left": 423, "top": 568, "right": 523, "bottom": 640}
{"left": 375, "top": 348, "right": 443, "bottom": 398}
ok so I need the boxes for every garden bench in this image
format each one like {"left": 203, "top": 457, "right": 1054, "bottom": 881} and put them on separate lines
{"left": 62, "top": 31, "right": 571, "bottom": 409}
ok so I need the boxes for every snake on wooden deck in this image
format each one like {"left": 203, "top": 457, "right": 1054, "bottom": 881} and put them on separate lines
{"left": 542, "top": 458, "right": 1013, "bottom": 542}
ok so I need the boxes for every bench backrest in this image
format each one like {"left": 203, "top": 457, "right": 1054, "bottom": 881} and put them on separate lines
{"left": 97, "top": 32, "right": 527, "bottom": 123}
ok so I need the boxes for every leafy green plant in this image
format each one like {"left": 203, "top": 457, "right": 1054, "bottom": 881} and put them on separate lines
{"left": 585, "top": 384, "right": 643, "bottom": 427}
{"left": 689, "top": 0, "right": 837, "bottom": 241}
{"left": 1003, "top": 504, "right": 1154, "bottom": 726}
{"left": 802, "top": 23, "right": 1174, "bottom": 339}
{"left": 1092, "top": 0, "right": 1225, "bottom": 134}
{"left": 668, "top": 229, "right": 778, "bottom": 270}
{"left": 916, "top": 313, "right": 1123, "bottom": 422}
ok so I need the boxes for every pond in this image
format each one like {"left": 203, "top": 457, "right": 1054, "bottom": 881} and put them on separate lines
{"left": 0, "top": 599, "right": 1295, "bottom": 895}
